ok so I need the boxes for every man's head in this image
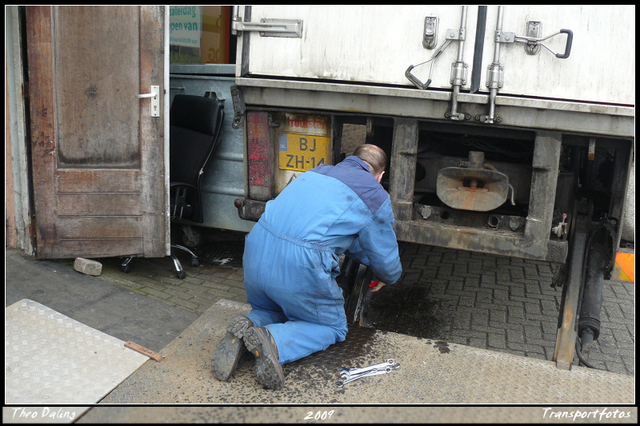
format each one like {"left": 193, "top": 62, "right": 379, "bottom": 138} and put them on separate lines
{"left": 353, "top": 144, "right": 387, "bottom": 183}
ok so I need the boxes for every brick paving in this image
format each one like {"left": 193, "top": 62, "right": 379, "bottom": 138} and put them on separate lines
{"left": 59, "top": 254, "right": 246, "bottom": 316}
{"left": 367, "top": 243, "right": 634, "bottom": 376}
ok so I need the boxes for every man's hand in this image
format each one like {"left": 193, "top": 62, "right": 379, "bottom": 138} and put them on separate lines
{"left": 369, "top": 280, "right": 386, "bottom": 292}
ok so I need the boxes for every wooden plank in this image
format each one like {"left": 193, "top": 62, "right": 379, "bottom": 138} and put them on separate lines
{"left": 139, "top": 6, "right": 168, "bottom": 258}
{"left": 125, "top": 341, "right": 164, "bottom": 362}
{"left": 58, "top": 239, "right": 143, "bottom": 258}
{"left": 53, "top": 6, "right": 140, "bottom": 168}
{"left": 56, "top": 169, "right": 141, "bottom": 193}
{"left": 57, "top": 217, "right": 142, "bottom": 239}
{"left": 26, "top": 6, "right": 57, "bottom": 259}
{"left": 57, "top": 194, "right": 142, "bottom": 216}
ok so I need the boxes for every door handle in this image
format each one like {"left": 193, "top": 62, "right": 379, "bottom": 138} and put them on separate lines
{"left": 136, "top": 85, "right": 160, "bottom": 117}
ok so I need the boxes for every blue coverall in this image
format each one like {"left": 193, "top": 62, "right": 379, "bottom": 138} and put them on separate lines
{"left": 242, "top": 155, "right": 403, "bottom": 364}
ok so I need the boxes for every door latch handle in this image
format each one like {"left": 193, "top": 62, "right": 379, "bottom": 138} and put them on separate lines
{"left": 136, "top": 85, "right": 160, "bottom": 117}
{"left": 501, "top": 28, "right": 573, "bottom": 59}
{"left": 552, "top": 29, "right": 573, "bottom": 59}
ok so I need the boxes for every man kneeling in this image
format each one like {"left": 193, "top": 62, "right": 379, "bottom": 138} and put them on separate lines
{"left": 211, "top": 144, "right": 402, "bottom": 389}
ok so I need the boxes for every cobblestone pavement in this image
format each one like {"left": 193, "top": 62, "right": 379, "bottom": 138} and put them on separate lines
{"left": 367, "top": 243, "right": 634, "bottom": 376}
{"left": 58, "top": 230, "right": 634, "bottom": 377}
{"left": 60, "top": 253, "right": 247, "bottom": 316}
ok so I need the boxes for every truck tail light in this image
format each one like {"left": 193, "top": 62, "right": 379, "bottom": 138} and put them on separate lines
{"left": 247, "top": 111, "right": 273, "bottom": 200}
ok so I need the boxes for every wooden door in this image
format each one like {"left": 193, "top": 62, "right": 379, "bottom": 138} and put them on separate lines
{"left": 26, "top": 6, "right": 169, "bottom": 259}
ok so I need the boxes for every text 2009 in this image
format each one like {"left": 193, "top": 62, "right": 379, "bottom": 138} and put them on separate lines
{"left": 304, "top": 410, "right": 335, "bottom": 421}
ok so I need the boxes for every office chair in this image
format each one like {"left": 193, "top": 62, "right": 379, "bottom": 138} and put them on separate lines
{"left": 121, "top": 92, "right": 225, "bottom": 278}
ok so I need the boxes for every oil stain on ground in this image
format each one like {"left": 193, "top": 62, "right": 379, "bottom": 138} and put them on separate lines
{"left": 363, "top": 284, "right": 454, "bottom": 341}
{"left": 281, "top": 326, "right": 382, "bottom": 400}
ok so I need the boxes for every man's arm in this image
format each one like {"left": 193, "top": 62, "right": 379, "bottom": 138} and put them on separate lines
{"left": 351, "top": 198, "right": 402, "bottom": 285}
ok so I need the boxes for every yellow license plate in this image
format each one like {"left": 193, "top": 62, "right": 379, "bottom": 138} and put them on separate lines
{"left": 278, "top": 133, "right": 331, "bottom": 171}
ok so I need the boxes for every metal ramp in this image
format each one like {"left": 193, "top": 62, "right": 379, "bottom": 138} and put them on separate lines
{"left": 97, "top": 299, "right": 633, "bottom": 405}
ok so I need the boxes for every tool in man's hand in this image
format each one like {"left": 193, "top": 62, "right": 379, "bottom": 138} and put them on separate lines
{"left": 368, "top": 279, "right": 386, "bottom": 293}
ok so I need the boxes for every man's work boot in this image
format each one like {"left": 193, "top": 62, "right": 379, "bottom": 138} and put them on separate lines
{"left": 211, "top": 316, "right": 252, "bottom": 381}
{"left": 244, "top": 326, "right": 285, "bottom": 390}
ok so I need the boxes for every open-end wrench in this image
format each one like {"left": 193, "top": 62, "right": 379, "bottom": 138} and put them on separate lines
{"left": 338, "top": 359, "right": 395, "bottom": 377}
{"left": 339, "top": 362, "right": 401, "bottom": 380}
{"left": 336, "top": 367, "right": 393, "bottom": 388}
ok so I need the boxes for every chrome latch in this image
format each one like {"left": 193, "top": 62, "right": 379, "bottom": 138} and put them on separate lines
{"left": 498, "top": 24, "right": 573, "bottom": 59}
{"left": 524, "top": 21, "right": 542, "bottom": 55}
{"left": 450, "top": 61, "right": 468, "bottom": 87}
{"left": 406, "top": 26, "right": 465, "bottom": 89}
{"left": 423, "top": 16, "right": 438, "bottom": 49}
{"left": 232, "top": 12, "right": 302, "bottom": 38}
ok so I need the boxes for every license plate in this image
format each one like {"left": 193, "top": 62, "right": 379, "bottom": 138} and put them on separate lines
{"left": 278, "top": 133, "right": 331, "bottom": 172}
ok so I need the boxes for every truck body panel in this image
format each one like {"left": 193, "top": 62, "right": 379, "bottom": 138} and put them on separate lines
{"left": 170, "top": 65, "right": 254, "bottom": 234}
{"left": 244, "top": 5, "right": 634, "bottom": 105}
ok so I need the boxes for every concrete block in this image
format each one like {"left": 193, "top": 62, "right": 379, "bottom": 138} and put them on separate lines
{"left": 74, "top": 258, "right": 102, "bottom": 276}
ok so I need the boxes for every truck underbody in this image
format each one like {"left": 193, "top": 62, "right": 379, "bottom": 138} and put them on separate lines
{"left": 230, "top": 5, "right": 634, "bottom": 371}
{"left": 234, "top": 77, "right": 632, "bottom": 260}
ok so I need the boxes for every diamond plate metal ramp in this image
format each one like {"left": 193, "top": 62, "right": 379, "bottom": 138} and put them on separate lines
{"left": 5, "top": 299, "right": 149, "bottom": 405}
{"left": 99, "top": 299, "right": 634, "bottom": 405}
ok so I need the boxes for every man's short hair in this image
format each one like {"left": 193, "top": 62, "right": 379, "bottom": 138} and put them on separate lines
{"left": 353, "top": 144, "right": 387, "bottom": 175}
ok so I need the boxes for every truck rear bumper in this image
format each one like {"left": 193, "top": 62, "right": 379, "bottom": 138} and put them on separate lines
{"left": 236, "top": 77, "right": 634, "bottom": 139}
{"left": 237, "top": 197, "right": 568, "bottom": 263}
{"left": 394, "top": 219, "right": 568, "bottom": 263}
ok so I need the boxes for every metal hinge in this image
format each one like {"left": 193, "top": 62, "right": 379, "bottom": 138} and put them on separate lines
{"left": 232, "top": 7, "right": 302, "bottom": 38}
{"left": 232, "top": 18, "right": 303, "bottom": 38}
{"left": 230, "top": 85, "right": 245, "bottom": 130}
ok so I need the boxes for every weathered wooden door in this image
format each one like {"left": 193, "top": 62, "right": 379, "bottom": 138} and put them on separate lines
{"left": 26, "top": 6, "right": 169, "bottom": 259}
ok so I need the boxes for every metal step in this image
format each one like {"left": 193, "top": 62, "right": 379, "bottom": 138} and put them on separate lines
{"left": 5, "top": 299, "right": 149, "bottom": 405}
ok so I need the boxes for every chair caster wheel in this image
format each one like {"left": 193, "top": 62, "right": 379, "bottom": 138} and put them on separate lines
{"left": 191, "top": 258, "right": 199, "bottom": 267}
{"left": 177, "top": 271, "right": 186, "bottom": 279}
{"left": 121, "top": 257, "right": 132, "bottom": 273}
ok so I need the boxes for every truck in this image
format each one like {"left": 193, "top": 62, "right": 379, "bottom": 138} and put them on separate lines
{"left": 227, "top": 5, "right": 635, "bottom": 370}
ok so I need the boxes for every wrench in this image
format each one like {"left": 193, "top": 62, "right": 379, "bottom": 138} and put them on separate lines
{"left": 336, "top": 367, "right": 393, "bottom": 388}
{"left": 338, "top": 359, "right": 395, "bottom": 376}
{"left": 339, "top": 362, "right": 401, "bottom": 380}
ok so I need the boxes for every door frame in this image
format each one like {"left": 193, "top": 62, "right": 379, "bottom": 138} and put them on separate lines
{"left": 162, "top": 4, "right": 171, "bottom": 256}
{"left": 6, "top": 6, "right": 36, "bottom": 255}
